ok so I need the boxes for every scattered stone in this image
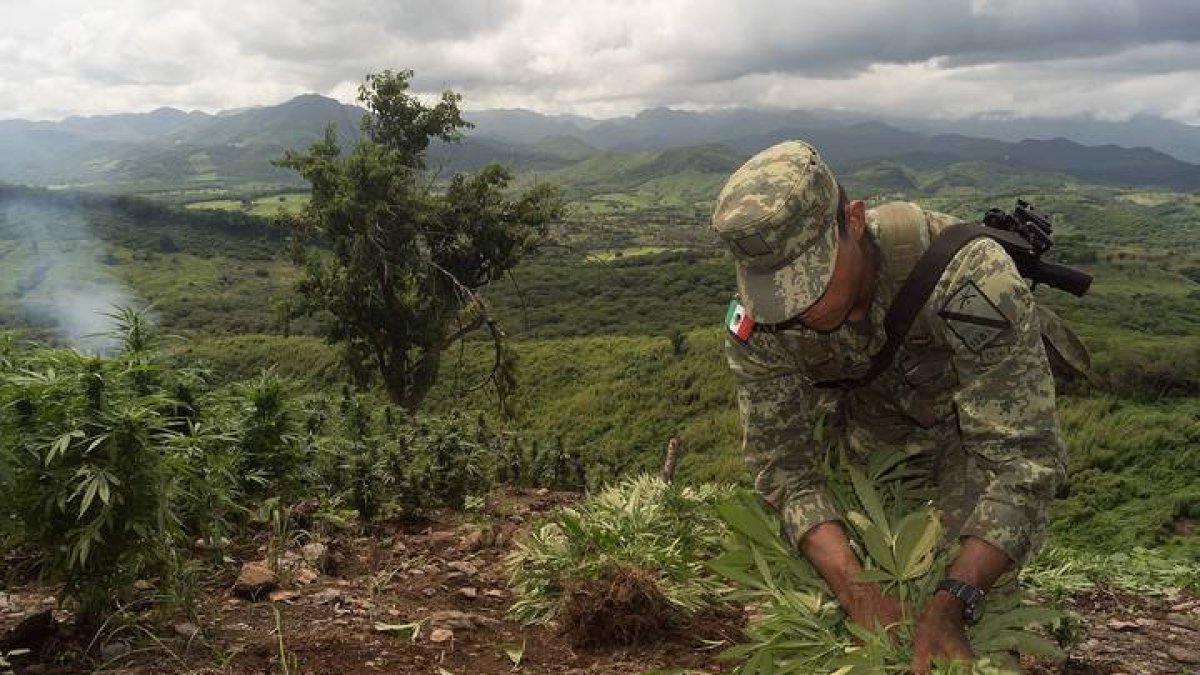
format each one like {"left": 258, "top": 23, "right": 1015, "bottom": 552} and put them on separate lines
{"left": 427, "top": 610, "right": 499, "bottom": 631}
{"left": 429, "top": 628, "right": 454, "bottom": 643}
{"left": 459, "top": 528, "right": 485, "bottom": 551}
{"left": 99, "top": 641, "right": 131, "bottom": 659}
{"left": 308, "top": 589, "right": 343, "bottom": 606}
{"left": 268, "top": 590, "right": 301, "bottom": 603}
{"left": 458, "top": 587, "right": 478, "bottom": 599}
{"left": 446, "top": 561, "right": 478, "bottom": 576}
{"left": 132, "top": 579, "right": 156, "bottom": 591}
{"left": 535, "top": 488, "right": 550, "bottom": 496}
{"left": 0, "top": 609, "right": 56, "bottom": 653}
{"left": 1168, "top": 645, "right": 1200, "bottom": 665}
{"left": 234, "top": 562, "right": 278, "bottom": 599}
{"left": 445, "top": 571, "right": 466, "bottom": 582}
{"left": 484, "top": 589, "right": 505, "bottom": 598}
{"left": 292, "top": 565, "right": 320, "bottom": 586}
{"left": 1171, "top": 599, "right": 1200, "bottom": 613}
{"left": 424, "top": 531, "right": 458, "bottom": 546}
{"left": 1106, "top": 619, "right": 1142, "bottom": 633}
{"left": 1166, "top": 613, "right": 1200, "bottom": 633}
{"left": 173, "top": 622, "right": 200, "bottom": 639}
{"left": 422, "top": 587, "right": 438, "bottom": 598}
{"left": 301, "top": 542, "right": 328, "bottom": 568}
{"left": 1134, "top": 617, "right": 1156, "bottom": 629}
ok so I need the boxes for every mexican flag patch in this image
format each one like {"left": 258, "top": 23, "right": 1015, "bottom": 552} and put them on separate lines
{"left": 725, "top": 298, "right": 755, "bottom": 342}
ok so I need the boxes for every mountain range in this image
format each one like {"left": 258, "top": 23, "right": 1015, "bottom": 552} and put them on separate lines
{"left": 2, "top": 94, "right": 1200, "bottom": 193}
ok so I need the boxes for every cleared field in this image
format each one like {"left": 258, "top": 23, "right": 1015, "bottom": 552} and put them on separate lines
{"left": 185, "top": 192, "right": 309, "bottom": 217}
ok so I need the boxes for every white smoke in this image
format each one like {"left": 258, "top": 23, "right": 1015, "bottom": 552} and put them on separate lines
{"left": 1, "top": 197, "right": 141, "bottom": 355}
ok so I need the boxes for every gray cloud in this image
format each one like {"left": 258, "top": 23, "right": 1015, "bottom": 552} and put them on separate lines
{"left": 1, "top": 0, "right": 1198, "bottom": 123}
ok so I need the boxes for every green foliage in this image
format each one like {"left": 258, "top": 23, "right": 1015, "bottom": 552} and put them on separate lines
{"left": 712, "top": 453, "right": 1065, "bottom": 675}
{"left": 0, "top": 320, "right": 511, "bottom": 626}
{"left": 0, "top": 313, "right": 181, "bottom": 624}
{"left": 506, "top": 474, "right": 735, "bottom": 624}
{"left": 275, "top": 69, "right": 562, "bottom": 410}
{"left": 1023, "top": 545, "right": 1200, "bottom": 602}
{"left": 1051, "top": 396, "right": 1200, "bottom": 552}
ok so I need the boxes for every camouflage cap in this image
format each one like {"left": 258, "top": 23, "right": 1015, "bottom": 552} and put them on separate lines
{"left": 711, "top": 140, "right": 841, "bottom": 325}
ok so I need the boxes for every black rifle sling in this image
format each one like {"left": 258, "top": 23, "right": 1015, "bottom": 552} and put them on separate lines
{"left": 816, "top": 222, "right": 991, "bottom": 391}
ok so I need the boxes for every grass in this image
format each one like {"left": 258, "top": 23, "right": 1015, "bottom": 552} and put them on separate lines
{"left": 184, "top": 192, "right": 309, "bottom": 217}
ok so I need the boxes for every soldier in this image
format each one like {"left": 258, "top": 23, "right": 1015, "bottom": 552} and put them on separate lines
{"left": 713, "top": 140, "right": 1067, "bottom": 673}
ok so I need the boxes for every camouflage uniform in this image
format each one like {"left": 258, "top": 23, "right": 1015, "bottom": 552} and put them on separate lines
{"left": 713, "top": 141, "right": 1065, "bottom": 568}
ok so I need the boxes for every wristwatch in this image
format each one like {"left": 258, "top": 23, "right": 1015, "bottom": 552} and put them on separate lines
{"left": 936, "top": 578, "right": 986, "bottom": 623}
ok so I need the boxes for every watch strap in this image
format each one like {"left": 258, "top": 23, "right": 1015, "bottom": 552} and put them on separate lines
{"left": 937, "top": 578, "right": 985, "bottom": 622}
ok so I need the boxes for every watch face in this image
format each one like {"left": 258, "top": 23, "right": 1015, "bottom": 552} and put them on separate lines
{"left": 967, "top": 599, "right": 985, "bottom": 623}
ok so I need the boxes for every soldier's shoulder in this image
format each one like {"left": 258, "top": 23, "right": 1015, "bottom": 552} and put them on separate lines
{"left": 723, "top": 317, "right": 796, "bottom": 383}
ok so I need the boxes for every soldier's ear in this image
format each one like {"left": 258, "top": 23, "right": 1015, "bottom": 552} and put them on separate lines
{"left": 846, "top": 200, "right": 867, "bottom": 240}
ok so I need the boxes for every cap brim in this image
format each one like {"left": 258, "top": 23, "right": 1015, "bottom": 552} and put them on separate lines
{"left": 736, "top": 218, "right": 839, "bottom": 325}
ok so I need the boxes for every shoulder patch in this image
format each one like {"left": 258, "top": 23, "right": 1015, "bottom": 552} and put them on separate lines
{"left": 725, "top": 298, "right": 755, "bottom": 343}
{"left": 938, "top": 280, "right": 1011, "bottom": 353}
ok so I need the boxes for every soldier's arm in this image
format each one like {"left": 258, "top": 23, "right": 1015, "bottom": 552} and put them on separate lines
{"left": 725, "top": 333, "right": 841, "bottom": 549}
{"left": 727, "top": 333, "right": 907, "bottom": 627}
{"left": 932, "top": 237, "right": 1067, "bottom": 568}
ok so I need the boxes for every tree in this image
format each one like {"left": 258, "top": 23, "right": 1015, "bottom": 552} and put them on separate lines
{"left": 276, "top": 70, "right": 561, "bottom": 411}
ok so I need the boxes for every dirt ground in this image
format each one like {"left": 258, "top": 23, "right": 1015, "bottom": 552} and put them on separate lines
{"left": 1, "top": 488, "right": 1197, "bottom": 675}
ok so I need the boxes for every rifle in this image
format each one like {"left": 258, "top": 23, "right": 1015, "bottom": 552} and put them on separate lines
{"left": 982, "top": 200, "right": 1092, "bottom": 297}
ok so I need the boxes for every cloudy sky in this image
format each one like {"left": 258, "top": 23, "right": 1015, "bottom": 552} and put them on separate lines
{"left": 2, "top": 0, "right": 1199, "bottom": 123}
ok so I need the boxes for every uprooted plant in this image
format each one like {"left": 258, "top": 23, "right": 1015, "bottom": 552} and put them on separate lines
{"left": 711, "top": 449, "right": 1068, "bottom": 675}
{"left": 505, "top": 474, "right": 735, "bottom": 646}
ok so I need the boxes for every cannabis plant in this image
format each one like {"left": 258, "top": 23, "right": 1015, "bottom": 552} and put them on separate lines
{"left": 712, "top": 450, "right": 1065, "bottom": 675}
{"left": 0, "top": 343, "right": 181, "bottom": 624}
{"left": 506, "top": 474, "right": 735, "bottom": 623}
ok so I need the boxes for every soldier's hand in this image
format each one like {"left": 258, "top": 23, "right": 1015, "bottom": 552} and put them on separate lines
{"left": 843, "top": 581, "right": 904, "bottom": 638}
{"left": 912, "top": 593, "right": 974, "bottom": 674}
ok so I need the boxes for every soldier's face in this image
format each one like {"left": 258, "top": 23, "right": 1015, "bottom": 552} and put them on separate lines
{"left": 795, "top": 200, "right": 872, "bottom": 333}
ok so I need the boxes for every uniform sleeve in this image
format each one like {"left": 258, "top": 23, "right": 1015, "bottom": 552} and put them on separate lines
{"left": 725, "top": 333, "right": 842, "bottom": 549}
{"left": 931, "top": 238, "right": 1066, "bottom": 565}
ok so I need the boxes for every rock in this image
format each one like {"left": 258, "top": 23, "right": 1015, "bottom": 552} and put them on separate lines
{"left": 0, "top": 609, "right": 56, "bottom": 652}
{"left": 173, "top": 622, "right": 200, "bottom": 639}
{"left": 427, "top": 610, "right": 499, "bottom": 631}
{"left": 99, "top": 641, "right": 130, "bottom": 659}
{"left": 1106, "top": 619, "right": 1142, "bottom": 632}
{"left": 132, "top": 579, "right": 156, "bottom": 591}
{"left": 1167, "top": 613, "right": 1200, "bottom": 632}
{"left": 446, "top": 561, "right": 478, "bottom": 576}
{"left": 429, "top": 628, "right": 454, "bottom": 643}
{"left": 1171, "top": 599, "right": 1200, "bottom": 613}
{"left": 268, "top": 590, "right": 300, "bottom": 603}
{"left": 292, "top": 565, "right": 320, "bottom": 586}
{"left": 1168, "top": 645, "right": 1200, "bottom": 665}
{"left": 459, "top": 528, "right": 485, "bottom": 551}
{"left": 301, "top": 542, "right": 327, "bottom": 568}
{"left": 422, "top": 587, "right": 438, "bottom": 598}
{"left": 458, "top": 587, "right": 478, "bottom": 599}
{"left": 445, "top": 571, "right": 466, "bottom": 582}
{"left": 308, "top": 589, "right": 343, "bottom": 605}
{"left": 535, "top": 488, "right": 550, "bottom": 496}
{"left": 484, "top": 589, "right": 505, "bottom": 598}
{"left": 234, "top": 562, "right": 278, "bottom": 599}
